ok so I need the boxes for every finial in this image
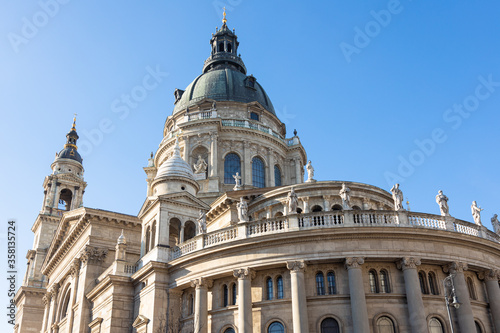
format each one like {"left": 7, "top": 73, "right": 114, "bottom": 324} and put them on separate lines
{"left": 222, "top": 7, "right": 227, "bottom": 25}
{"left": 406, "top": 197, "right": 411, "bottom": 212}
{"left": 71, "top": 113, "right": 77, "bottom": 131}
{"left": 117, "top": 229, "right": 126, "bottom": 245}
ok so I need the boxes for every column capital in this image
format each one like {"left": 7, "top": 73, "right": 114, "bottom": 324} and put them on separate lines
{"left": 70, "top": 259, "right": 80, "bottom": 278}
{"left": 477, "top": 269, "right": 500, "bottom": 281}
{"left": 49, "top": 283, "right": 60, "bottom": 298}
{"left": 42, "top": 292, "right": 51, "bottom": 305}
{"left": 190, "top": 277, "right": 213, "bottom": 289}
{"left": 396, "top": 257, "right": 421, "bottom": 270}
{"left": 80, "top": 246, "right": 108, "bottom": 265}
{"left": 233, "top": 267, "right": 256, "bottom": 280}
{"left": 345, "top": 257, "right": 365, "bottom": 270}
{"left": 287, "top": 260, "right": 306, "bottom": 273}
{"left": 443, "top": 261, "right": 468, "bottom": 274}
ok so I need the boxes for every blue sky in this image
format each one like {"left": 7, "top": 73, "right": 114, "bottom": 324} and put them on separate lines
{"left": 1, "top": 1, "right": 499, "bottom": 326}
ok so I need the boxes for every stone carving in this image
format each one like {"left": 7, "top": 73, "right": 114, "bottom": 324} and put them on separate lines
{"left": 344, "top": 257, "right": 365, "bottom": 269}
{"left": 339, "top": 183, "right": 351, "bottom": 210}
{"left": 49, "top": 283, "right": 60, "bottom": 298}
{"left": 477, "top": 269, "right": 500, "bottom": 282}
{"left": 443, "top": 261, "right": 468, "bottom": 274}
{"left": 42, "top": 293, "right": 51, "bottom": 305}
{"left": 471, "top": 201, "right": 483, "bottom": 225}
{"left": 233, "top": 267, "right": 256, "bottom": 280}
{"left": 237, "top": 197, "right": 248, "bottom": 222}
{"left": 492, "top": 214, "right": 500, "bottom": 234}
{"left": 147, "top": 152, "right": 154, "bottom": 167}
{"left": 286, "top": 260, "right": 306, "bottom": 272}
{"left": 70, "top": 259, "right": 81, "bottom": 278}
{"left": 197, "top": 210, "right": 207, "bottom": 234}
{"left": 287, "top": 187, "right": 299, "bottom": 214}
{"left": 212, "top": 100, "right": 216, "bottom": 110}
{"left": 80, "top": 246, "right": 108, "bottom": 264}
{"left": 390, "top": 183, "right": 404, "bottom": 211}
{"left": 193, "top": 155, "right": 208, "bottom": 174}
{"left": 435, "top": 190, "right": 449, "bottom": 216}
{"left": 306, "top": 160, "right": 315, "bottom": 182}
{"left": 233, "top": 172, "right": 242, "bottom": 190}
{"left": 190, "top": 277, "right": 213, "bottom": 289}
{"left": 397, "top": 257, "right": 421, "bottom": 270}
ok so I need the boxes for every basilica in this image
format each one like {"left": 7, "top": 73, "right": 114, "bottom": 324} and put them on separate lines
{"left": 14, "top": 14, "right": 500, "bottom": 333}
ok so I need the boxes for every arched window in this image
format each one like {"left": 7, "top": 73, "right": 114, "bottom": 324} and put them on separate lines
{"left": 327, "top": 272, "right": 336, "bottom": 295}
{"left": 321, "top": 318, "right": 340, "bottom": 333}
{"left": 429, "top": 318, "right": 444, "bottom": 333}
{"left": 227, "top": 43, "right": 232, "bottom": 53}
{"left": 224, "top": 153, "right": 241, "bottom": 184}
{"left": 467, "top": 277, "right": 476, "bottom": 300}
{"left": 277, "top": 276, "right": 284, "bottom": 299}
{"left": 224, "top": 328, "right": 236, "bottom": 333}
{"left": 231, "top": 283, "right": 237, "bottom": 305}
{"left": 151, "top": 221, "right": 156, "bottom": 248}
{"left": 428, "top": 272, "right": 438, "bottom": 295}
{"left": 274, "top": 165, "right": 282, "bottom": 187}
{"left": 266, "top": 277, "right": 273, "bottom": 300}
{"left": 268, "top": 322, "right": 285, "bottom": 333}
{"left": 311, "top": 205, "right": 323, "bottom": 212}
{"left": 380, "top": 270, "right": 390, "bottom": 293}
{"left": 418, "top": 271, "right": 428, "bottom": 294}
{"left": 184, "top": 221, "right": 197, "bottom": 242}
{"left": 316, "top": 272, "right": 325, "bottom": 295}
{"left": 188, "top": 294, "right": 194, "bottom": 315}
{"left": 331, "top": 204, "right": 343, "bottom": 211}
{"left": 218, "top": 42, "right": 224, "bottom": 52}
{"left": 352, "top": 205, "right": 362, "bottom": 210}
{"left": 223, "top": 284, "right": 228, "bottom": 307}
{"left": 475, "top": 321, "right": 483, "bottom": 333}
{"left": 58, "top": 189, "right": 73, "bottom": 211}
{"left": 376, "top": 316, "right": 395, "bottom": 333}
{"left": 369, "top": 270, "right": 379, "bottom": 293}
{"left": 145, "top": 226, "right": 151, "bottom": 253}
{"left": 252, "top": 157, "right": 265, "bottom": 188}
{"left": 59, "top": 288, "right": 71, "bottom": 320}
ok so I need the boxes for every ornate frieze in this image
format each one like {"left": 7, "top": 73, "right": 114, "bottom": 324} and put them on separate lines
{"left": 345, "top": 257, "right": 365, "bottom": 270}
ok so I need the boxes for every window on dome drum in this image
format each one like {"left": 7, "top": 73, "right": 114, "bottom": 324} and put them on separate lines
{"left": 224, "top": 153, "right": 241, "bottom": 184}
{"left": 369, "top": 270, "right": 379, "bottom": 293}
{"left": 223, "top": 284, "right": 229, "bottom": 307}
{"left": 376, "top": 316, "right": 395, "bottom": 333}
{"left": 250, "top": 112, "right": 259, "bottom": 121}
{"left": 151, "top": 221, "right": 156, "bottom": 249}
{"left": 188, "top": 294, "right": 194, "bottom": 315}
{"left": 316, "top": 272, "right": 325, "bottom": 295}
{"left": 268, "top": 322, "right": 285, "bottom": 333}
{"left": 428, "top": 272, "right": 438, "bottom": 295}
{"left": 231, "top": 283, "right": 237, "bottom": 305}
{"left": 252, "top": 157, "right": 265, "bottom": 188}
{"left": 467, "top": 277, "right": 477, "bottom": 300}
{"left": 327, "top": 272, "right": 337, "bottom": 294}
{"left": 277, "top": 276, "right": 284, "bottom": 299}
{"left": 418, "top": 271, "right": 428, "bottom": 294}
{"left": 274, "top": 165, "right": 282, "bottom": 186}
{"left": 321, "top": 318, "right": 340, "bottom": 333}
{"left": 266, "top": 277, "right": 273, "bottom": 300}
{"left": 428, "top": 318, "right": 444, "bottom": 333}
{"left": 475, "top": 321, "right": 482, "bottom": 333}
{"left": 224, "top": 328, "right": 235, "bottom": 333}
{"left": 380, "top": 270, "right": 390, "bottom": 293}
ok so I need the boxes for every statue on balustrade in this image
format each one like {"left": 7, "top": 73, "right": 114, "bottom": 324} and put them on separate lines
{"left": 471, "top": 201, "right": 483, "bottom": 225}
{"left": 306, "top": 160, "right": 315, "bottom": 182}
{"left": 435, "top": 190, "right": 450, "bottom": 216}
{"left": 193, "top": 155, "right": 208, "bottom": 174}
{"left": 492, "top": 214, "right": 500, "bottom": 235}
{"left": 237, "top": 197, "right": 248, "bottom": 222}
{"left": 197, "top": 210, "right": 207, "bottom": 234}
{"left": 287, "top": 187, "right": 299, "bottom": 214}
{"left": 390, "top": 183, "right": 404, "bottom": 211}
{"left": 340, "top": 183, "right": 352, "bottom": 210}
{"left": 233, "top": 172, "right": 242, "bottom": 190}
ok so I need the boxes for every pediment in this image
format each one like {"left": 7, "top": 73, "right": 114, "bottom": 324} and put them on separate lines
{"left": 132, "top": 315, "right": 149, "bottom": 328}
{"left": 139, "top": 192, "right": 210, "bottom": 217}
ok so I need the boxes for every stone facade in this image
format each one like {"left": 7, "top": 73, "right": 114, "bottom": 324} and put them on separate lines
{"left": 14, "top": 17, "right": 500, "bottom": 333}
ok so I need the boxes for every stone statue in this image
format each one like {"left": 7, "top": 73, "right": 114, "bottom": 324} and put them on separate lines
{"left": 390, "top": 183, "right": 404, "bottom": 211}
{"left": 306, "top": 160, "right": 315, "bottom": 182}
{"left": 287, "top": 187, "right": 299, "bottom": 214}
{"left": 339, "top": 183, "right": 351, "bottom": 210}
{"left": 435, "top": 190, "right": 449, "bottom": 216}
{"left": 212, "top": 100, "right": 217, "bottom": 110}
{"left": 197, "top": 210, "right": 207, "bottom": 234}
{"left": 147, "top": 152, "right": 154, "bottom": 167}
{"left": 193, "top": 155, "right": 208, "bottom": 174}
{"left": 237, "top": 197, "right": 248, "bottom": 222}
{"left": 471, "top": 201, "right": 483, "bottom": 225}
{"left": 491, "top": 214, "right": 500, "bottom": 234}
{"left": 233, "top": 172, "right": 242, "bottom": 190}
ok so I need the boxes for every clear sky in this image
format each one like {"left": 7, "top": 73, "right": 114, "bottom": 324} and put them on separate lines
{"left": 1, "top": 1, "right": 499, "bottom": 327}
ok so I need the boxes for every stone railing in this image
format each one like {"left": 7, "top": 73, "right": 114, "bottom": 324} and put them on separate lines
{"left": 183, "top": 110, "right": 218, "bottom": 122}
{"left": 221, "top": 119, "right": 285, "bottom": 141}
{"left": 169, "top": 210, "right": 499, "bottom": 260}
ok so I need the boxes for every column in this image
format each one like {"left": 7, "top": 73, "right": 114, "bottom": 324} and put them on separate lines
{"left": 294, "top": 158, "right": 302, "bottom": 184}
{"left": 183, "top": 135, "right": 190, "bottom": 161}
{"left": 180, "top": 224, "right": 185, "bottom": 243}
{"left": 443, "top": 262, "right": 476, "bottom": 333}
{"left": 41, "top": 293, "right": 51, "bottom": 333}
{"left": 47, "top": 283, "right": 59, "bottom": 333}
{"left": 67, "top": 260, "right": 80, "bottom": 333}
{"left": 480, "top": 269, "right": 500, "bottom": 332}
{"left": 301, "top": 197, "right": 309, "bottom": 213}
{"left": 268, "top": 149, "right": 275, "bottom": 187}
{"left": 190, "top": 277, "right": 212, "bottom": 333}
{"left": 209, "top": 133, "right": 218, "bottom": 177}
{"left": 233, "top": 268, "right": 255, "bottom": 333}
{"left": 345, "top": 257, "right": 369, "bottom": 333}
{"left": 397, "top": 257, "right": 427, "bottom": 333}
{"left": 286, "top": 261, "right": 309, "bottom": 333}
{"left": 243, "top": 142, "right": 252, "bottom": 186}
